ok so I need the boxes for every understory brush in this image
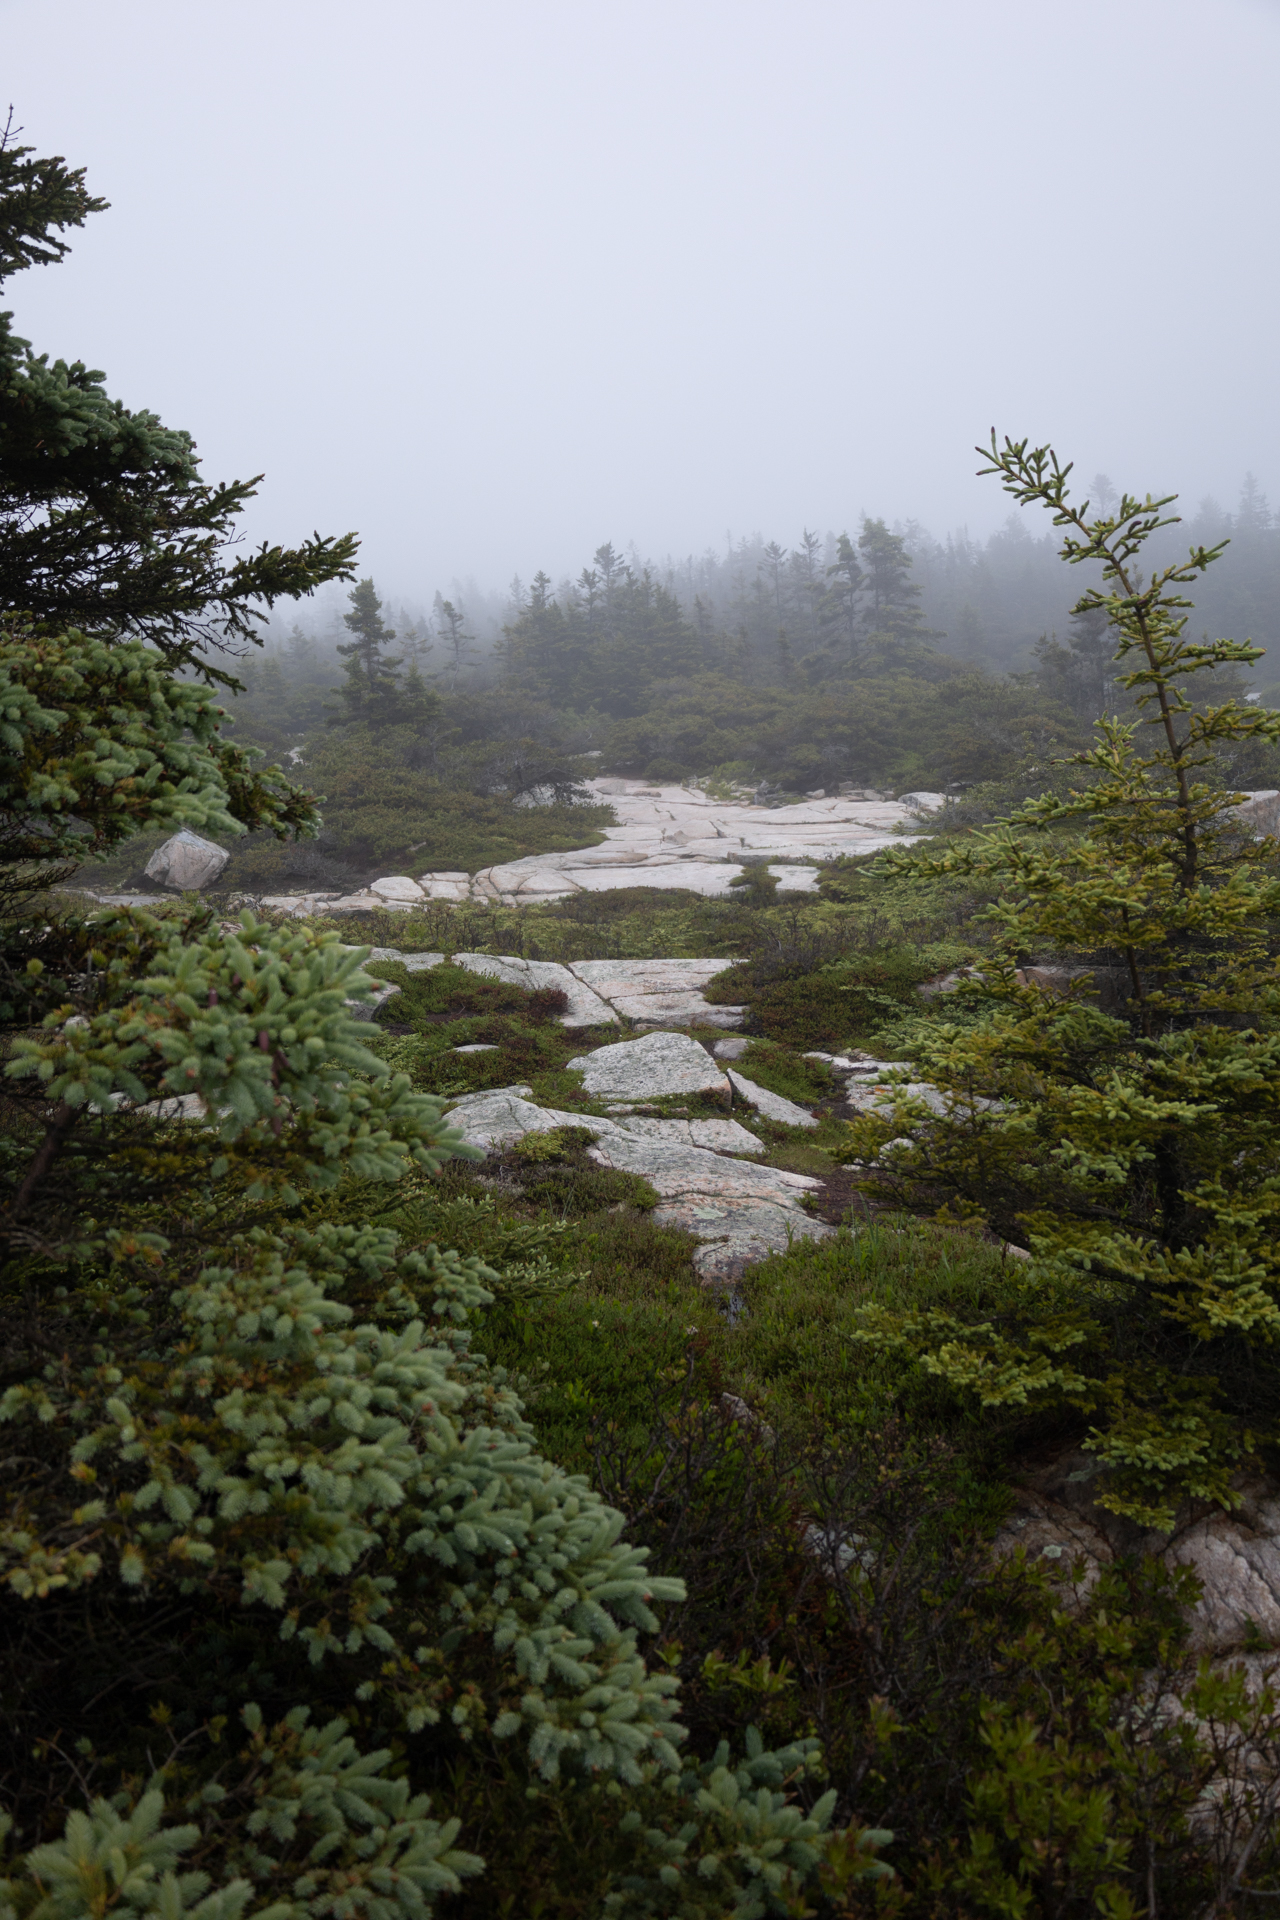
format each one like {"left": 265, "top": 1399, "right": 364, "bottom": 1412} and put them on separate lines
{"left": 706, "top": 942, "right": 973, "bottom": 1050}
{"left": 393, "top": 1157, "right": 1280, "bottom": 1915}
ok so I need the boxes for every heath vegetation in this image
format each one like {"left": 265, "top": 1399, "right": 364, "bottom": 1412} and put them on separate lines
{"left": 7, "top": 123, "right": 1280, "bottom": 1920}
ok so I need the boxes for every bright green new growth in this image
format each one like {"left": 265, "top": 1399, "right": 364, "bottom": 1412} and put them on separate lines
{"left": 0, "top": 1221, "right": 688, "bottom": 1768}
{"left": 850, "top": 435, "right": 1280, "bottom": 1527}
{"left": 0, "top": 624, "right": 320, "bottom": 899}
{"left": 0, "top": 1706, "right": 485, "bottom": 1920}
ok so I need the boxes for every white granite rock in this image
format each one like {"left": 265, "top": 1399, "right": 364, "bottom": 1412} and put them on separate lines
{"left": 453, "top": 1043, "right": 499, "bottom": 1053}
{"left": 612, "top": 991, "right": 747, "bottom": 1029}
{"left": 567, "top": 1030, "right": 730, "bottom": 1100}
{"left": 144, "top": 830, "right": 230, "bottom": 891}
{"left": 258, "top": 892, "right": 341, "bottom": 916}
{"left": 568, "top": 861, "right": 745, "bottom": 897}
{"left": 1233, "top": 790, "right": 1280, "bottom": 837}
{"left": 444, "top": 1086, "right": 540, "bottom": 1149}
{"left": 591, "top": 1140, "right": 821, "bottom": 1210}
{"left": 369, "top": 875, "right": 426, "bottom": 903}
{"left": 610, "top": 1115, "right": 765, "bottom": 1156}
{"left": 805, "top": 1052, "right": 911, "bottom": 1075}
{"left": 451, "top": 953, "right": 618, "bottom": 1027}
{"left": 364, "top": 948, "right": 445, "bottom": 971}
{"left": 325, "top": 891, "right": 391, "bottom": 912}
{"left": 261, "top": 786, "right": 942, "bottom": 916}
{"left": 657, "top": 1198, "right": 834, "bottom": 1281}
{"left": 688, "top": 1117, "right": 765, "bottom": 1154}
{"left": 844, "top": 1079, "right": 950, "bottom": 1116}
{"left": 726, "top": 1069, "right": 818, "bottom": 1129}
{"left": 134, "top": 1093, "right": 209, "bottom": 1121}
{"left": 568, "top": 958, "right": 746, "bottom": 1028}
{"left": 569, "top": 958, "right": 741, "bottom": 998}
{"left": 443, "top": 1076, "right": 831, "bottom": 1281}
{"left": 418, "top": 873, "right": 472, "bottom": 901}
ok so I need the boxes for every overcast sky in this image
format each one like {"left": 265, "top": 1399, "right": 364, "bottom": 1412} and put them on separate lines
{"left": 4, "top": 0, "right": 1279, "bottom": 604}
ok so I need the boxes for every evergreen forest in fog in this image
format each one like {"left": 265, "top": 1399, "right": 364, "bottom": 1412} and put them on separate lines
{"left": 201, "top": 492, "right": 1280, "bottom": 892}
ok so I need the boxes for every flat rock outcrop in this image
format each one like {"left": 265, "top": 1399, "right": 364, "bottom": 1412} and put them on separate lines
{"left": 446, "top": 1082, "right": 831, "bottom": 1283}
{"left": 338, "top": 949, "right": 743, "bottom": 1030}
{"left": 243, "top": 780, "right": 939, "bottom": 912}
{"left": 568, "top": 958, "right": 746, "bottom": 1028}
{"left": 566, "top": 1030, "right": 730, "bottom": 1100}
{"left": 727, "top": 1068, "right": 819, "bottom": 1129}
{"left": 451, "top": 953, "right": 617, "bottom": 1028}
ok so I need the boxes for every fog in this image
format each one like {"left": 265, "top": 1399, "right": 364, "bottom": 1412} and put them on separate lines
{"left": 3, "top": 0, "right": 1279, "bottom": 606}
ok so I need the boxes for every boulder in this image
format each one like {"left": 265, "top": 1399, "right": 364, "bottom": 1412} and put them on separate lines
{"left": 713, "top": 1036, "right": 751, "bottom": 1060}
{"left": 567, "top": 1030, "right": 730, "bottom": 1101}
{"left": 143, "top": 830, "right": 230, "bottom": 891}
{"left": 369, "top": 875, "right": 426, "bottom": 903}
{"left": 726, "top": 1069, "right": 817, "bottom": 1129}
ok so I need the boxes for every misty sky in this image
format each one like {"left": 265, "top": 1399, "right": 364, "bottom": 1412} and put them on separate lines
{"left": 4, "top": 0, "right": 1280, "bottom": 605}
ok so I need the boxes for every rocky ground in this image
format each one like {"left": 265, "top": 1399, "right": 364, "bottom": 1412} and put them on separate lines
{"left": 248, "top": 778, "right": 946, "bottom": 912}
{"left": 357, "top": 946, "right": 928, "bottom": 1284}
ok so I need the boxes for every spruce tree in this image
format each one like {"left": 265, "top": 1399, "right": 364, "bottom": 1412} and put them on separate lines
{"left": 857, "top": 517, "right": 932, "bottom": 648}
{"left": 818, "top": 531, "right": 865, "bottom": 664}
{"left": 332, "top": 578, "right": 402, "bottom": 720}
{"left": 852, "top": 435, "right": 1280, "bottom": 1528}
{"left": 0, "top": 121, "right": 356, "bottom": 682}
{"left": 0, "top": 124, "right": 875, "bottom": 1914}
